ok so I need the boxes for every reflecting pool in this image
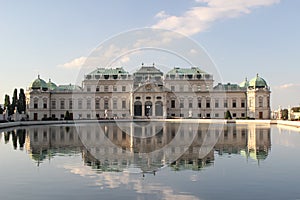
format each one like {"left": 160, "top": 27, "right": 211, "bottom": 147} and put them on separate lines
{"left": 0, "top": 122, "right": 300, "bottom": 200}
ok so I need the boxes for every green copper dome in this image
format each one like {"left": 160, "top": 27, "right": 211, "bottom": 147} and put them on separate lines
{"left": 47, "top": 79, "right": 58, "bottom": 90}
{"left": 30, "top": 75, "right": 48, "bottom": 90}
{"left": 249, "top": 74, "right": 268, "bottom": 88}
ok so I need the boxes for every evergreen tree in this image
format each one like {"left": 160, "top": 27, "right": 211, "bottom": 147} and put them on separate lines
{"left": 281, "top": 109, "right": 288, "bottom": 120}
{"left": 4, "top": 94, "right": 10, "bottom": 109}
{"left": 12, "top": 88, "right": 18, "bottom": 112}
{"left": 64, "top": 110, "right": 71, "bottom": 120}
{"left": 4, "top": 94, "right": 13, "bottom": 116}
{"left": 17, "top": 88, "right": 26, "bottom": 114}
{"left": 0, "top": 105, "right": 4, "bottom": 114}
{"left": 225, "top": 110, "right": 232, "bottom": 119}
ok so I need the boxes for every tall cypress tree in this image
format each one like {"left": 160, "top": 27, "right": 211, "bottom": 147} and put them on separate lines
{"left": 12, "top": 88, "right": 18, "bottom": 112}
{"left": 0, "top": 105, "right": 4, "bottom": 114}
{"left": 17, "top": 89, "right": 26, "bottom": 114}
{"left": 4, "top": 94, "right": 13, "bottom": 116}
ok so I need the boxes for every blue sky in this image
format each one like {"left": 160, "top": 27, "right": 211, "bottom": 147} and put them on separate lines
{"left": 0, "top": 0, "right": 299, "bottom": 109}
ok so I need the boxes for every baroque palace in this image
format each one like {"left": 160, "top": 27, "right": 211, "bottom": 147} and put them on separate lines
{"left": 26, "top": 64, "right": 271, "bottom": 120}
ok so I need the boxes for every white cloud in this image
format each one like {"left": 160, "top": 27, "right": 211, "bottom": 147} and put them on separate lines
{"left": 59, "top": 56, "right": 87, "bottom": 69}
{"left": 155, "top": 11, "right": 169, "bottom": 19}
{"left": 276, "top": 83, "right": 300, "bottom": 89}
{"left": 152, "top": 0, "right": 280, "bottom": 36}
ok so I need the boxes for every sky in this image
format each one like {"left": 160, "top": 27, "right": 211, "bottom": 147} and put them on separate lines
{"left": 0, "top": 0, "right": 299, "bottom": 109}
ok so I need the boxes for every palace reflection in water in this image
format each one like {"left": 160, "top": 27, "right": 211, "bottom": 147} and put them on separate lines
{"left": 2, "top": 122, "right": 271, "bottom": 172}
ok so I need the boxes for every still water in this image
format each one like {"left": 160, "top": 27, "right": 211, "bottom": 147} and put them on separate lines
{"left": 0, "top": 122, "right": 300, "bottom": 200}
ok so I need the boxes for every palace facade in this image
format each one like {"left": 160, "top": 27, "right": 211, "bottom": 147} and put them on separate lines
{"left": 26, "top": 64, "right": 271, "bottom": 120}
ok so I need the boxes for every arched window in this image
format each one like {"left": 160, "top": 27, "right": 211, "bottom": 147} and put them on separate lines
{"left": 134, "top": 101, "right": 142, "bottom": 116}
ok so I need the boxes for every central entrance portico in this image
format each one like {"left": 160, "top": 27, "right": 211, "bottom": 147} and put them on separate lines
{"left": 131, "top": 82, "right": 169, "bottom": 119}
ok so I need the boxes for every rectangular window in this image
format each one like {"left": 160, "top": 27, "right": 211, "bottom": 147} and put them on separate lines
{"left": 104, "top": 86, "right": 109, "bottom": 92}
{"left": 113, "top": 85, "right": 117, "bottom": 92}
{"left": 69, "top": 100, "right": 73, "bottom": 109}
{"left": 122, "top": 100, "right": 126, "bottom": 109}
{"left": 241, "top": 113, "right": 245, "bottom": 118}
{"left": 51, "top": 100, "right": 56, "bottom": 109}
{"left": 96, "top": 86, "right": 100, "bottom": 92}
{"left": 87, "top": 114, "right": 91, "bottom": 119}
{"left": 241, "top": 100, "right": 245, "bottom": 108}
{"left": 215, "top": 99, "right": 219, "bottom": 108}
{"left": 206, "top": 113, "right": 211, "bottom": 118}
{"left": 78, "top": 100, "right": 82, "bottom": 109}
{"left": 180, "top": 100, "right": 184, "bottom": 108}
{"left": 232, "top": 99, "right": 237, "bottom": 108}
{"left": 43, "top": 102, "right": 47, "bottom": 109}
{"left": 60, "top": 100, "right": 65, "bottom": 109}
{"left": 224, "top": 99, "right": 228, "bottom": 108}
{"left": 122, "top": 86, "right": 126, "bottom": 92}
{"left": 113, "top": 99, "right": 117, "bottom": 109}
{"left": 206, "top": 99, "right": 210, "bottom": 108}
{"left": 87, "top": 86, "right": 91, "bottom": 92}
{"left": 215, "top": 113, "right": 219, "bottom": 118}
{"left": 87, "top": 99, "right": 91, "bottom": 109}
{"left": 171, "top": 100, "right": 175, "bottom": 108}
{"left": 232, "top": 113, "right": 237, "bottom": 118}
{"left": 34, "top": 99, "right": 38, "bottom": 109}
{"left": 104, "top": 99, "right": 109, "bottom": 109}
{"left": 189, "top": 100, "right": 193, "bottom": 108}
{"left": 95, "top": 99, "right": 100, "bottom": 109}
{"left": 198, "top": 99, "right": 201, "bottom": 108}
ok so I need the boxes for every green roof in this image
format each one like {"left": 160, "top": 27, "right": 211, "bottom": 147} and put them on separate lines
{"left": 47, "top": 79, "right": 58, "bottom": 90}
{"left": 249, "top": 74, "right": 268, "bottom": 88}
{"left": 87, "top": 67, "right": 129, "bottom": 75}
{"left": 166, "top": 67, "right": 206, "bottom": 75}
{"left": 214, "top": 83, "right": 244, "bottom": 91}
{"left": 30, "top": 75, "right": 48, "bottom": 90}
{"left": 239, "top": 78, "right": 249, "bottom": 88}
{"left": 55, "top": 84, "right": 82, "bottom": 91}
{"left": 134, "top": 65, "right": 163, "bottom": 75}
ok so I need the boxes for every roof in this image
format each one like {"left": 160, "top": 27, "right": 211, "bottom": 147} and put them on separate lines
{"left": 166, "top": 67, "right": 206, "bottom": 75}
{"left": 55, "top": 84, "right": 82, "bottom": 91}
{"left": 214, "top": 83, "right": 244, "bottom": 91}
{"left": 249, "top": 74, "right": 268, "bottom": 88}
{"left": 47, "top": 79, "right": 58, "bottom": 90}
{"left": 133, "top": 64, "right": 163, "bottom": 76}
{"left": 87, "top": 67, "right": 129, "bottom": 76}
{"left": 239, "top": 78, "right": 249, "bottom": 88}
{"left": 30, "top": 75, "right": 48, "bottom": 90}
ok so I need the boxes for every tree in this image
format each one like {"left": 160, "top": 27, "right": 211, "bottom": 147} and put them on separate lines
{"left": 17, "top": 88, "right": 26, "bottom": 114}
{"left": 4, "top": 94, "right": 13, "bottom": 116}
{"left": 0, "top": 105, "right": 4, "bottom": 114}
{"left": 281, "top": 109, "right": 288, "bottom": 120}
{"left": 4, "top": 94, "right": 10, "bottom": 109}
{"left": 64, "top": 110, "right": 71, "bottom": 120}
{"left": 12, "top": 88, "right": 18, "bottom": 112}
{"left": 225, "top": 110, "right": 232, "bottom": 119}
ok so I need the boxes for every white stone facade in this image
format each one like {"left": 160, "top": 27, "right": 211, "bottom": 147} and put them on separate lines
{"left": 26, "top": 65, "right": 271, "bottom": 120}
